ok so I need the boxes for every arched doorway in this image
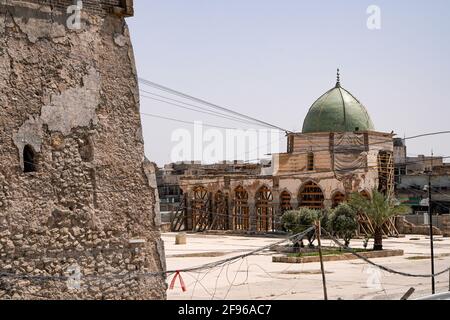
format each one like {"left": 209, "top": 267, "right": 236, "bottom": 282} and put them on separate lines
{"left": 280, "top": 191, "right": 292, "bottom": 213}
{"left": 299, "top": 181, "right": 324, "bottom": 209}
{"left": 192, "top": 186, "right": 211, "bottom": 231}
{"left": 233, "top": 186, "right": 249, "bottom": 231}
{"left": 332, "top": 192, "right": 346, "bottom": 208}
{"left": 213, "top": 191, "right": 229, "bottom": 230}
{"left": 255, "top": 186, "right": 274, "bottom": 232}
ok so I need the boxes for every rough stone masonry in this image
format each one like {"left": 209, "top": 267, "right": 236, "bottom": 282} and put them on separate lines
{"left": 0, "top": 0, "right": 167, "bottom": 299}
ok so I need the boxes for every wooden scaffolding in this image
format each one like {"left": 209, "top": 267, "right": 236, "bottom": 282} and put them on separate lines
{"left": 191, "top": 186, "right": 213, "bottom": 232}
{"left": 171, "top": 190, "right": 227, "bottom": 232}
{"left": 170, "top": 194, "right": 188, "bottom": 232}
{"left": 210, "top": 191, "right": 229, "bottom": 230}
{"left": 357, "top": 151, "right": 399, "bottom": 237}
{"left": 378, "top": 151, "right": 395, "bottom": 197}
{"left": 357, "top": 212, "right": 400, "bottom": 237}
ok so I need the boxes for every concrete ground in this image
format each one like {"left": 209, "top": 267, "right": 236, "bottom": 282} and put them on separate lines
{"left": 163, "top": 232, "right": 450, "bottom": 300}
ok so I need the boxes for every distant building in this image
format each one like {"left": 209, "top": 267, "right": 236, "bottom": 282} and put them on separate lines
{"left": 394, "top": 138, "right": 444, "bottom": 178}
{"left": 394, "top": 139, "right": 450, "bottom": 215}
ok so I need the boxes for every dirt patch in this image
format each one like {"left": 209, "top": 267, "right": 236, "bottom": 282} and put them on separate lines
{"left": 406, "top": 256, "right": 430, "bottom": 260}
{"left": 287, "top": 248, "right": 368, "bottom": 258}
{"left": 280, "top": 270, "right": 333, "bottom": 275}
{"left": 273, "top": 249, "right": 404, "bottom": 264}
{"left": 406, "top": 253, "right": 450, "bottom": 260}
{"left": 168, "top": 252, "right": 228, "bottom": 258}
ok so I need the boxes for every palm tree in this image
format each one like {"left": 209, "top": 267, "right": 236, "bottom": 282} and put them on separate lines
{"left": 349, "top": 189, "right": 409, "bottom": 251}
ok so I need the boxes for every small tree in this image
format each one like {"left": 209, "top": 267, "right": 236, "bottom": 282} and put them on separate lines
{"left": 282, "top": 208, "right": 328, "bottom": 247}
{"left": 328, "top": 203, "right": 358, "bottom": 247}
{"left": 349, "top": 189, "right": 409, "bottom": 251}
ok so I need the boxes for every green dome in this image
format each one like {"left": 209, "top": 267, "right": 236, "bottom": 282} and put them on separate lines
{"left": 302, "top": 82, "right": 375, "bottom": 134}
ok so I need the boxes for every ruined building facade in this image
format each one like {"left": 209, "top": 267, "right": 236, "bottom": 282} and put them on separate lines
{"left": 0, "top": 1, "right": 166, "bottom": 299}
{"left": 173, "top": 77, "right": 395, "bottom": 234}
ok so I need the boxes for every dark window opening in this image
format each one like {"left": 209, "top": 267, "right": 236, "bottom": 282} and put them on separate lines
{"left": 307, "top": 152, "right": 314, "bottom": 171}
{"left": 287, "top": 135, "right": 294, "bottom": 153}
{"left": 79, "top": 137, "right": 94, "bottom": 162}
{"left": 23, "top": 145, "right": 37, "bottom": 173}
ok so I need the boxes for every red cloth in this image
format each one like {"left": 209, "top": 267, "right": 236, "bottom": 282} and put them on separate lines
{"left": 169, "top": 271, "right": 187, "bottom": 292}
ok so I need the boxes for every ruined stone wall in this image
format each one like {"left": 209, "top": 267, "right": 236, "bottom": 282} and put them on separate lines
{"left": 2, "top": 0, "right": 133, "bottom": 16}
{"left": 0, "top": 1, "right": 166, "bottom": 299}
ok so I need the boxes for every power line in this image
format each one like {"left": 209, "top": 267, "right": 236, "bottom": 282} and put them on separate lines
{"left": 140, "top": 94, "right": 263, "bottom": 126}
{"left": 405, "top": 131, "right": 450, "bottom": 140}
{"left": 140, "top": 89, "right": 266, "bottom": 127}
{"left": 140, "top": 112, "right": 239, "bottom": 130}
{"left": 138, "top": 77, "right": 291, "bottom": 133}
{"left": 138, "top": 78, "right": 450, "bottom": 144}
{"left": 140, "top": 94, "right": 269, "bottom": 128}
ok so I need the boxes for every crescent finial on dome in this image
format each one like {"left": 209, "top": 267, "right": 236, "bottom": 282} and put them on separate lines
{"left": 336, "top": 68, "right": 341, "bottom": 88}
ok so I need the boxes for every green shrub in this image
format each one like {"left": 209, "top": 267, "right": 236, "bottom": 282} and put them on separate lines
{"left": 282, "top": 208, "right": 328, "bottom": 247}
{"left": 328, "top": 203, "right": 358, "bottom": 247}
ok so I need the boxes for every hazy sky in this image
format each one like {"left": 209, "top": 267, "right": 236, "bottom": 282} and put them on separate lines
{"left": 127, "top": 0, "right": 450, "bottom": 166}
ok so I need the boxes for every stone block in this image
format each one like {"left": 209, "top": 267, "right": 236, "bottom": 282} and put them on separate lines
{"left": 175, "top": 233, "right": 187, "bottom": 245}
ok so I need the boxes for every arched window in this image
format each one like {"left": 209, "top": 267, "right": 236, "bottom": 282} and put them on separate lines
{"left": 307, "top": 152, "right": 314, "bottom": 171}
{"left": 213, "top": 191, "right": 229, "bottom": 230}
{"left": 280, "top": 191, "right": 292, "bottom": 213}
{"left": 255, "top": 186, "right": 274, "bottom": 232}
{"left": 191, "top": 186, "right": 210, "bottom": 231}
{"left": 299, "top": 181, "right": 324, "bottom": 209}
{"left": 233, "top": 186, "right": 249, "bottom": 231}
{"left": 23, "top": 145, "right": 37, "bottom": 173}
